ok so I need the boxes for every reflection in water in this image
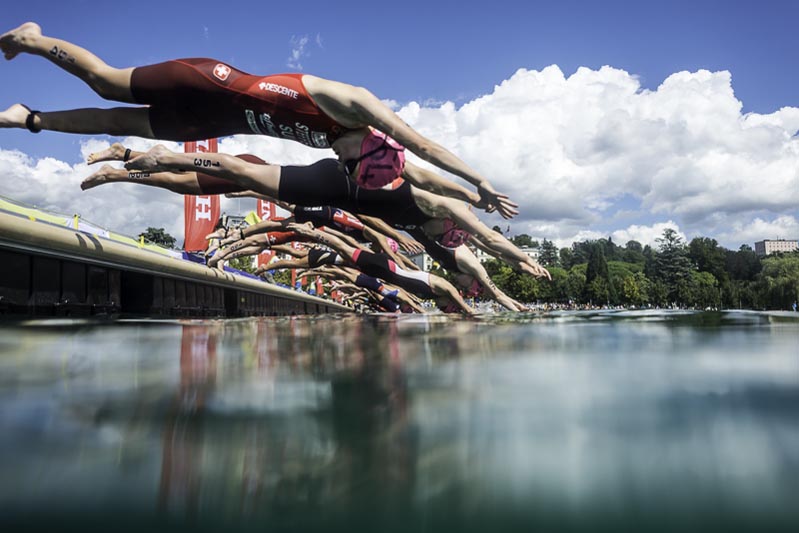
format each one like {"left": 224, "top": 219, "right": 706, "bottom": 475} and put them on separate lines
{"left": 0, "top": 310, "right": 798, "bottom": 531}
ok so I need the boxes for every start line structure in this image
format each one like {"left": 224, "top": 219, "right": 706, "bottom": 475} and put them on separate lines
{"left": 0, "top": 196, "right": 348, "bottom": 318}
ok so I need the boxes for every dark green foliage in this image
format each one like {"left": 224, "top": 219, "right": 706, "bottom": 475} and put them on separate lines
{"left": 139, "top": 227, "right": 177, "bottom": 248}
{"left": 227, "top": 256, "right": 257, "bottom": 274}
{"left": 511, "top": 234, "right": 538, "bottom": 248}
{"left": 539, "top": 239, "right": 559, "bottom": 267}
{"left": 488, "top": 229, "right": 795, "bottom": 310}
{"left": 654, "top": 229, "right": 693, "bottom": 302}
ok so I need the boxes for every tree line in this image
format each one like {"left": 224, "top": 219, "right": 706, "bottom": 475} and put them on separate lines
{"left": 482, "top": 228, "right": 799, "bottom": 310}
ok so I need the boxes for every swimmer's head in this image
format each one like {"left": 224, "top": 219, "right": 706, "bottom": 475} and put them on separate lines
{"left": 385, "top": 237, "right": 399, "bottom": 253}
{"left": 342, "top": 130, "right": 406, "bottom": 189}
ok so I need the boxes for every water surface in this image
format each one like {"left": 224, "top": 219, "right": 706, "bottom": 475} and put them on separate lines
{"left": 1, "top": 310, "right": 798, "bottom": 531}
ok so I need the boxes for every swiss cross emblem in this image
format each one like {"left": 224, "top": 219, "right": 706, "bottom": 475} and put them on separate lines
{"left": 213, "top": 63, "right": 231, "bottom": 81}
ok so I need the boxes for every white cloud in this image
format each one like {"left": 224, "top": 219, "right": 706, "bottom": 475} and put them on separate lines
{"left": 610, "top": 221, "right": 686, "bottom": 248}
{"left": 287, "top": 35, "right": 310, "bottom": 70}
{"left": 715, "top": 215, "right": 799, "bottom": 247}
{"left": 395, "top": 65, "right": 799, "bottom": 243}
{"left": 532, "top": 221, "right": 685, "bottom": 250}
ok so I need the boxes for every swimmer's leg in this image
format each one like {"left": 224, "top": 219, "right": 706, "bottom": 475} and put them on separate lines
{"left": 0, "top": 104, "right": 155, "bottom": 137}
{"left": 1, "top": 22, "right": 136, "bottom": 102}
{"left": 87, "top": 142, "right": 139, "bottom": 165}
{"left": 81, "top": 164, "right": 202, "bottom": 194}
{"left": 126, "top": 145, "right": 282, "bottom": 199}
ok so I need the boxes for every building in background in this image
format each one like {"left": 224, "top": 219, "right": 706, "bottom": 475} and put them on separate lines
{"left": 754, "top": 239, "right": 799, "bottom": 256}
{"left": 518, "top": 246, "right": 541, "bottom": 262}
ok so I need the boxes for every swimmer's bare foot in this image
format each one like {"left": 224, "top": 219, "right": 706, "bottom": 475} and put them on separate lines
{"left": 87, "top": 142, "right": 128, "bottom": 165}
{"left": 125, "top": 144, "right": 169, "bottom": 172}
{"left": 0, "top": 22, "right": 42, "bottom": 60}
{"left": 0, "top": 103, "right": 31, "bottom": 128}
{"left": 81, "top": 164, "right": 120, "bottom": 190}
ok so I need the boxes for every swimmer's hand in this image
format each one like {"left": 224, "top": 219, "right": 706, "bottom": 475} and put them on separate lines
{"left": 477, "top": 182, "right": 518, "bottom": 219}
{"left": 530, "top": 263, "right": 552, "bottom": 281}
{"left": 397, "top": 235, "right": 425, "bottom": 255}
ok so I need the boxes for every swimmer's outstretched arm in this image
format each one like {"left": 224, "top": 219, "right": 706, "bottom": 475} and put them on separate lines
{"left": 413, "top": 189, "right": 551, "bottom": 280}
{"left": 268, "top": 244, "right": 309, "bottom": 259}
{"left": 468, "top": 235, "right": 550, "bottom": 281}
{"left": 358, "top": 215, "right": 425, "bottom": 256}
{"left": 207, "top": 234, "right": 271, "bottom": 268}
{"left": 255, "top": 257, "right": 311, "bottom": 276}
{"left": 360, "top": 226, "right": 411, "bottom": 268}
{"left": 452, "top": 247, "right": 526, "bottom": 312}
{"left": 207, "top": 219, "right": 292, "bottom": 248}
{"left": 316, "top": 225, "right": 369, "bottom": 252}
{"left": 126, "top": 145, "right": 282, "bottom": 199}
{"left": 305, "top": 75, "right": 517, "bottom": 219}
{"left": 402, "top": 161, "right": 518, "bottom": 217}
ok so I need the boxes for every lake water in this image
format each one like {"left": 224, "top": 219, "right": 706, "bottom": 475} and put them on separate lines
{"left": 1, "top": 310, "right": 797, "bottom": 532}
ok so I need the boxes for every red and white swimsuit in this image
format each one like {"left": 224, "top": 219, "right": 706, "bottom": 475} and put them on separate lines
{"left": 130, "top": 58, "right": 347, "bottom": 146}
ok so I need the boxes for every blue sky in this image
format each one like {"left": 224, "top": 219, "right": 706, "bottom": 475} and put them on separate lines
{"left": 1, "top": 0, "right": 798, "bottom": 249}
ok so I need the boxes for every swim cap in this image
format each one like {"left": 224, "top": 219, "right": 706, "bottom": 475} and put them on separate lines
{"left": 355, "top": 131, "right": 406, "bottom": 189}
{"left": 386, "top": 237, "right": 399, "bottom": 253}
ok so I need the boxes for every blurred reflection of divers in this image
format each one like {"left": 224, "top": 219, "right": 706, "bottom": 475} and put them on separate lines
{"left": 158, "top": 324, "right": 218, "bottom": 519}
{"left": 154, "top": 318, "right": 419, "bottom": 528}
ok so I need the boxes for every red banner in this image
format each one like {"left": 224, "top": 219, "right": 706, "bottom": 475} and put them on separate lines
{"left": 183, "top": 139, "right": 220, "bottom": 252}
{"left": 316, "top": 276, "right": 324, "bottom": 296}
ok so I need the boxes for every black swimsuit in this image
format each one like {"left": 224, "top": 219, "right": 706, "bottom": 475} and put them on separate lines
{"left": 278, "top": 159, "right": 430, "bottom": 229}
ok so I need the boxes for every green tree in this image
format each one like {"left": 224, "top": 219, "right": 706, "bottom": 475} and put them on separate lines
{"left": 755, "top": 254, "right": 799, "bottom": 309}
{"left": 585, "top": 242, "right": 616, "bottom": 304}
{"left": 539, "top": 239, "right": 559, "bottom": 267}
{"left": 567, "top": 265, "right": 587, "bottom": 303}
{"left": 511, "top": 234, "right": 538, "bottom": 248}
{"left": 689, "top": 237, "right": 728, "bottom": 283}
{"left": 623, "top": 240, "right": 645, "bottom": 264}
{"left": 271, "top": 269, "right": 293, "bottom": 286}
{"left": 622, "top": 271, "right": 650, "bottom": 306}
{"left": 654, "top": 228, "right": 692, "bottom": 304}
{"left": 484, "top": 259, "right": 541, "bottom": 303}
{"left": 648, "top": 279, "right": 669, "bottom": 307}
{"left": 608, "top": 261, "right": 641, "bottom": 305}
{"left": 139, "top": 227, "right": 176, "bottom": 248}
{"left": 725, "top": 244, "right": 761, "bottom": 281}
{"left": 600, "top": 237, "right": 621, "bottom": 261}
{"left": 571, "top": 241, "right": 593, "bottom": 266}
{"left": 538, "top": 266, "right": 569, "bottom": 302}
{"left": 227, "top": 255, "right": 257, "bottom": 274}
{"left": 559, "top": 247, "right": 576, "bottom": 270}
